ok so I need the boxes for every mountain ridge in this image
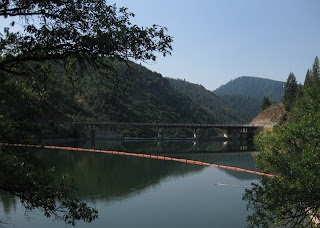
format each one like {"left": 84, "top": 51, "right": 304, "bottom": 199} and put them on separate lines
{"left": 213, "top": 76, "right": 285, "bottom": 103}
{"left": 166, "top": 78, "right": 251, "bottom": 123}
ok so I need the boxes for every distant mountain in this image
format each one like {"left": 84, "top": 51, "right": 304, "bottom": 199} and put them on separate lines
{"left": 218, "top": 94, "right": 261, "bottom": 118}
{"left": 213, "top": 76, "right": 285, "bottom": 103}
{"left": 167, "top": 78, "right": 251, "bottom": 123}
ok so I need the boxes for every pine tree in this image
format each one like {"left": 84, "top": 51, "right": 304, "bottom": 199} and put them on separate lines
{"left": 295, "top": 84, "right": 303, "bottom": 101}
{"left": 310, "top": 56, "right": 320, "bottom": 92}
{"left": 304, "top": 69, "right": 312, "bottom": 89}
{"left": 282, "top": 72, "right": 298, "bottom": 111}
{"left": 261, "top": 96, "right": 272, "bottom": 111}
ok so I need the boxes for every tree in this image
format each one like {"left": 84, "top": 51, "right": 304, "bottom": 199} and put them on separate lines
{"left": 311, "top": 56, "right": 320, "bottom": 90}
{"left": 244, "top": 87, "right": 320, "bottom": 227}
{"left": 304, "top": 69, "right": 312, "bottom": 89}
{"left": 295, "top": 83, "right": 304, "bottom": 102}
{"left": 0, "top": 0, "right": 173, "bottom": 225}
{"left": 0, "top": 0, "right": 172, "bottom": 69}
{"left": 305, "top": 57, "right": 320, "bottom": 94}
{"left": 282, "top": 72, "right": 298, "bottom": 111}
{"left": 243, "top": 75, "right": 320, "bottom": 227}
{"left": 261, "top": 96, "right": 272, "bottom": 111}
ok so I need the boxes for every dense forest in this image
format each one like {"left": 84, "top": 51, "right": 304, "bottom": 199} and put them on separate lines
{"left": 43, "top": 61, "right": 217, "bottom": 125}
{"left": 167, "top": 78, "right": 251, "bottom": 123}
{"left": 3, "top": 61, "right": 288, "bottom": 135}
{"left": 214, "top": 76, "right": 285, "bottom": 103}
{"left": 244, "top": 57, "right": 320, "bottom": 227}
{"left": 218, "top": 94, "right": 261, "bottom": 118}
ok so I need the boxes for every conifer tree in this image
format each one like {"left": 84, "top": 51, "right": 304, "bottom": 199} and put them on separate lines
{"left": 295, "top": 84, "right": 304, "bottom": 101}
{"left": 282, "top": 72, "right": 298, "bottom": 111}
{"left": 304, "top": 69, "right": 312, "bottom": 89}
{"left": 261, "top": 96, "right": 272, "bottom": 111}
{"left": 310, "top": 56, "right": 320, "bottom": 92}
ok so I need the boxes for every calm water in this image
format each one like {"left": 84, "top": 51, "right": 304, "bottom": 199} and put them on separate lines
{"left": 0, "top": 140, "right": 259, "bottom": 228}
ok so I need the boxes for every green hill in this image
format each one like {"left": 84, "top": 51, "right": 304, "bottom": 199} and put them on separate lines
{"left": 48, "top": 61, "right": 216, "bottom": 124}
{"left": 213, "top": 76, "right": 285, "bottom": 103}
{"left": 166, "top": 78, "right": 250, "bottom": 123}
{"left": 218, "top": 94, "right": 261, "bottom": 118}
{"left": 5, "top": 61, "right": 259, "bottom": 140}
{"left": 213, "top": 76, "right": 285, "bottom": 117}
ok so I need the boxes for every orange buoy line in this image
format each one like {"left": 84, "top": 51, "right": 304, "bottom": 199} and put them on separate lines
{"left": 1, "top": 143, "right": 277, "bottom": 177}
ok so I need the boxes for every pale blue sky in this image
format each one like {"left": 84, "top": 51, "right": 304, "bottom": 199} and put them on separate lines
{"left": 1, "top": 1, "right": 319, "bottom": 90}
{"left": 112, "top": 0, "right": 320, "bottom": 90}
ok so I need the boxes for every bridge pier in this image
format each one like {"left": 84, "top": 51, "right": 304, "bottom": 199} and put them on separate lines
{"left": 226, "top": 128, "right": 249, "bottom": 140}
{"left": 82, "top": 124, "right": 121, "bottom": 139}
{"left": 192, "top": 128, "right": 202, "bottom": 141}
{"left": 157, "top": 128, "right": 163, "bottom": 141}
{"left": 82, "top": 124, "right": 95, "bottom": 138}
{"left": 72, "top": 122, "right": 259, "bottom": 140}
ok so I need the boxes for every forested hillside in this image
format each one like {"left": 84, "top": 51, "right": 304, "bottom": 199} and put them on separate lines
{"left": 218, "top": 94, "right": 261, "bottom": 118}
{"left": 48, "top": 61, "right": 216, "bottom": 124}
{"left": 167, "top": 78, "right": 250, "bottom": 123}
{"left": 244, "top": 57, "right": 320, "bottom": 228}
{"left": 0, "top": 0, "right": 175, "bottom": 224}
{"left": 213, "top": 76, "right": 285, "bottom": 103}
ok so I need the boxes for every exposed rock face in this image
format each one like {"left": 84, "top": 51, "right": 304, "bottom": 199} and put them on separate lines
{"left": 250, "top": 104, "right": 287, "bottom": 129}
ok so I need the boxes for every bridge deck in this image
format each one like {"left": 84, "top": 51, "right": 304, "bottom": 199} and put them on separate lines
{"left": 71, "top": 122, "right": 259, "bottom": 129}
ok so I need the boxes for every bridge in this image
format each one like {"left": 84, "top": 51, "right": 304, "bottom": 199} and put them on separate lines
{"left": 71, "top": 122, "right": 260, "bottom": 140}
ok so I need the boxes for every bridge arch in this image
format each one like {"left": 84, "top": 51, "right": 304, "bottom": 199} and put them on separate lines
{"left": 120, "top": 126, "right": 158, "bottom": 139}
{"left": 198, "top": 128, "right": 228, "bottom": 139}
{"left": 161, "top": 127, "right": 195, "bottom": 139}
{"left": 72, "top": 122, "right": 259, "bottom": 140}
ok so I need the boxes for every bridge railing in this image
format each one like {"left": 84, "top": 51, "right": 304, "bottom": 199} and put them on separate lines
{"left": 70, "top": 122, "right": 259, "bottom": 129}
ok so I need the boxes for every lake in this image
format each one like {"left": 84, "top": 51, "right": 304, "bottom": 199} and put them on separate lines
{"left": 0, "top": 139, "right": 259, "bottom": 228}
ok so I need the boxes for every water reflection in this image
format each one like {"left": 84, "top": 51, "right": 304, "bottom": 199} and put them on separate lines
{"left": 0, "top": 191, "right": 17, "bottom": 215}
{"left": 58, "top": 138, "right": 256, "bottom": 154}
{"left": 37, "top": 149, "right": 205, "bottom": 201}
{"left": 184, "top": 152, "right": 259, "bottom": 180}
{"left": 35, "top": 139, "right": 258, "bottom": 202}
{"left": 1, "top": 139, "right": 259, "bottom": 228}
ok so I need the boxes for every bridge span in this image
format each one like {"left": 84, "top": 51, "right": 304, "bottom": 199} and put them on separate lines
{"left": 71, "top": 122, "right": 260, "bottom": 140}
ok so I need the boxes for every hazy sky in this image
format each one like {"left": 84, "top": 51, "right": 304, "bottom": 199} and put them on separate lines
{"left": 111, "top": 0, "right": 320, "bottom": 90}
{"left": 1, "top": 1, "right": 319, "bottom": 90}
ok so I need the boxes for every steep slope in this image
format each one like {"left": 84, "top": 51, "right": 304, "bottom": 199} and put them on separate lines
{"left": 213, "top": 76, "right": 285, "bottom": 103}
{"left": 49, "top": 61, "right": 216, "bottom": 124}
{"left": 219, "top": 94, "right": 261, "bottom": 118}
{"left": 166, "top": 78, "right": 250, "bottom": 123}
{"left": 250, "top": 104, "right": 287, "bottom": 129}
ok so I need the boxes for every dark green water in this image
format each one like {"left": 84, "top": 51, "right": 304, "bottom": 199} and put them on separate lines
{"left": 0, "top": 140, "right": 259, "bottom": 228}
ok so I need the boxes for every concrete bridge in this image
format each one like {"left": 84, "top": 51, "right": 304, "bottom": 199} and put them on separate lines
{"left": 71, "top": 122, "right": 260, "bottom": 140}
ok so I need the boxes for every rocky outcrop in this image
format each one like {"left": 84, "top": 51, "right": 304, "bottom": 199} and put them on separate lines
{"left": 250, "top": 104, "right": 287, "bottom": 129}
